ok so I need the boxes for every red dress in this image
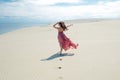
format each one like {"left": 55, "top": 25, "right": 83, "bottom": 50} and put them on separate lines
{"left": 58, "top": 31, "right": 78, "bottom": 51}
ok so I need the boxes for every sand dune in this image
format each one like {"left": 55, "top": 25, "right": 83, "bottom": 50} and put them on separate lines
{"left": 0, "top": 19, "right": 120, "bottom": 80}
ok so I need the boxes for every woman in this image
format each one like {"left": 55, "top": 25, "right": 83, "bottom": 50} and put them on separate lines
{"left": 53, "top": 21, "right": 78, "bottom": 55}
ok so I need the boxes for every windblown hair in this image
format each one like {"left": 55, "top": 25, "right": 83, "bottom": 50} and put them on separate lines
{"left": 58, "top": 21, "right": 68, "bottom": 31}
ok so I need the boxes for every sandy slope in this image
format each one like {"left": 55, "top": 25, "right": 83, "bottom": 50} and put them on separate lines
{"left": 0, "top": 19, "right": 120, "bottom": 80}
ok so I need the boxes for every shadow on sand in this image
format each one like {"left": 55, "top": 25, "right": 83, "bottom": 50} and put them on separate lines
{"left": 41, "top": 52, "right": 74, "bottom": 61}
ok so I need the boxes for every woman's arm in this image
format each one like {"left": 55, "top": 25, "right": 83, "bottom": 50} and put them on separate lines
{"left": 53, "top": 22, "right": 59, "bottom": 29}
{"left": 67, "top": 24, "right": 73, "bottom": 28}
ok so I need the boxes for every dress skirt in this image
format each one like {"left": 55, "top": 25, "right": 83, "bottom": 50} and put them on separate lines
{"left": 58, "top": 32, "right": 78, "bottom": 51}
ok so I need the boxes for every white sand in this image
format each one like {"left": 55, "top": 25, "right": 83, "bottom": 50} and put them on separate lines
{"left": 0, "top": 19, "right": 120, "bottom": 80}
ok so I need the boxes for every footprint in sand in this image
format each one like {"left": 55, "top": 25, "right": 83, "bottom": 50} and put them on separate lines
{"left": 58, "top": 76, "right": 63, "bottom": 79}
{"left": 59, "top": 58, "right": 62, "bottom": 61}
{"left": 58, "top": 66, "right": 62, "bottom": 69}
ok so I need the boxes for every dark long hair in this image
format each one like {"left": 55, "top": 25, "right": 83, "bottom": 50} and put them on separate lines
{"left": 58, "top": 21, "right": 68, "bottom": 31}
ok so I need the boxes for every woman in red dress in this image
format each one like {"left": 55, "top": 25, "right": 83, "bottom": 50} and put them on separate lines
{"left": 53, "top": 21, "right": 78, "bottom": 55}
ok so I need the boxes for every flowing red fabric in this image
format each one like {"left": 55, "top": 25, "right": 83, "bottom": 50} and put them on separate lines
{"left": 58, "top": 32, "right": 78, "bottom": 51}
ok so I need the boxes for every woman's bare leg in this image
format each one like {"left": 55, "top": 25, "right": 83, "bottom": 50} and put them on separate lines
{"left": 60, "top": 48, "right": 63, "bottom": 55}
{"left": 59, "top": 44, "right": 63, "bottom": 55}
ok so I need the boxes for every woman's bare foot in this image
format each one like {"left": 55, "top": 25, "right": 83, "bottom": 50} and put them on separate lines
{"left": 59, "top": 52, "right": 62, "bottom": 56}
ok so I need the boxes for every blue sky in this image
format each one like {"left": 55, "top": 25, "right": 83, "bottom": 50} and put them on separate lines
{"left": 0, "top": 0, "right": 120, "bottom": 23}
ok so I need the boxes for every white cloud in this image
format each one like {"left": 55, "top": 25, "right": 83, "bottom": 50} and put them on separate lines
{"left": 22, "top": 0, "right": 82, "bottom": 6}
{"left": 0, "top": 0, "right": 120, "bottom": 21}
{"left": 93, "top": 1, "right": 120, "bottom": 18}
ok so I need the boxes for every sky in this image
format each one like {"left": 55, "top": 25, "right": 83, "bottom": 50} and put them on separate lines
{"left": 0, "top": 0, "right": 120, "bottom": 23}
